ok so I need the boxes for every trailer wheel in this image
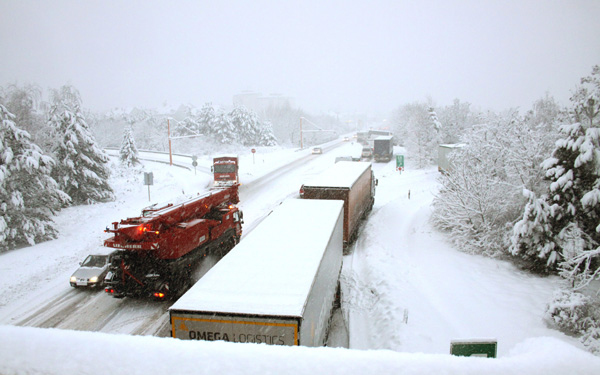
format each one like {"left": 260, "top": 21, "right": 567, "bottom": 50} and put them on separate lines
{"left": 350, "top": 230, "right": 357, "bottom": 243}
{"left": 334, "top": 280, "right": 341, "bottom": 308}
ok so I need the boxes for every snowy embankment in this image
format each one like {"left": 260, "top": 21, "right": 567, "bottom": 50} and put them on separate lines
{"left": 1, "top": 142, "right": 599, "bottom": 373}
{"left": 342, "top": 166, "right": 573, "bottom": 355}
{"left": 1, "top": 325, "right": 598, "bottom": 375}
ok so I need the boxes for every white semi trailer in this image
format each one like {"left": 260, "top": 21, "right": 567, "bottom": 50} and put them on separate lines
{"left": 169, "top": 198, "right": 344, "bottom": 346}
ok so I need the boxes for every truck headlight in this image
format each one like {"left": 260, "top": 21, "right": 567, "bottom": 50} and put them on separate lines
{"left": 89, "top": 276, "right": 98, "bottom": 283}
{"left": 70, "top": 276, "right": 76, "bottom": 283}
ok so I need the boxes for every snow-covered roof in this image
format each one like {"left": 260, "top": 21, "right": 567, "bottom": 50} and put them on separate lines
{"left": 302, "top": 161, "right": 371, "bottom": 189}
{"left": 170, "top": 198, "right": 344, "bottom": 317}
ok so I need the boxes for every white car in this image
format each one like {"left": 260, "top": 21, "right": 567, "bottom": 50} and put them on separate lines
{"left": 69, "top": 253, "right": 112, "bottom": 288}
{"left": 361, "top": 146, "right": 373, "bottom": 159}
{"left": 312, "top": 147, "right": 323, "bottom": 154}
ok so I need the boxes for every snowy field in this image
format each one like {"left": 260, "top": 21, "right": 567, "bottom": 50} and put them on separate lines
{"left": 1, "top": 141, "right": 599, "bottom": 374}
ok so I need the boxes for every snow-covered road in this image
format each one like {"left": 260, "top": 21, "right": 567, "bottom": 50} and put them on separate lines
{"left": 0, "top": 143, "right": 348, "bottom": 337}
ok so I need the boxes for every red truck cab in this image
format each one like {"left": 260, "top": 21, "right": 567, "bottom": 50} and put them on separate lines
{"left": 212, "top": 155, "right": 239, "bottom": 187}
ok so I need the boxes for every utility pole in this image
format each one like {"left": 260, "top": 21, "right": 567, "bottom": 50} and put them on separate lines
{"left": 300, "top": 117, "right": 303, "bottom": 149}
{"left": 168, "top": 119, "right": 173, "bottom": 166}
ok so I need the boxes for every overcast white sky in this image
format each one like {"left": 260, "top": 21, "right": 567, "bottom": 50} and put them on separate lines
{"left": 1, "top": 0, "right": 599, "bottom": 115}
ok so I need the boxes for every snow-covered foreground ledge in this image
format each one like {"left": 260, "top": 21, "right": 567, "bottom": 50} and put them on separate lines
{"left": 1, "top": 326, "right": 598, "bottom": 375}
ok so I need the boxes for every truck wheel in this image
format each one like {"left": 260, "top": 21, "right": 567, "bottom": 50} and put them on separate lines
{"left": 226, "top": 237, "right": 237, "bottom": 252}
{"left": 218, "top": 237, "right": 236, "bottom": 257}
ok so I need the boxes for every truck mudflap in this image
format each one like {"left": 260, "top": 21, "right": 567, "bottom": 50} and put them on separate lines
{"left": 171, "top": 312, "right": 299, "bottom": 345}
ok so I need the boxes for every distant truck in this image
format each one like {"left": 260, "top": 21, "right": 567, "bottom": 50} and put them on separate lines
{"left": 170, "top": 198, "right": 344, "bottom": 347}
{"left": 373, "top": 135, "right": 394, "bottom": 162}
{"left": 212, "top": 155, "right": 239, "bottom": 187}
{"left": 438, "top": 144, "right": 465, "bottom": 174}
{"left": 299, "top": 161, "right": 376, "bottom": 248}
{"left": 368, "top": 129, "right": 392, "bottom": 138}
{"left": 356, "top": 131, "right": 369, "bottom": 145}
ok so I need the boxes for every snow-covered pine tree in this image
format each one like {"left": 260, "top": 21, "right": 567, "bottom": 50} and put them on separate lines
{"left": 230, "top": 106, "right": 258, "bottom": 145}
{"left": 510, "top": 189, "right": 562, "bottom": 272}
{"left": 0, "top": 104, "right": 70, "bottom": 251}
{"left": 197, "top": 103, "right": 216, "bottom": 135}
{"left": 48, "top": 85, "right": 114, "bottom": 205}
{"left": 558, "top": 66, "right": 600, "bottom": 288}
{"left": 0, "top": 84, "right": 43, "bottom": 139}
{"left": 119, "top": 125, "right": 140, "bottom": 167}
{"left": 258, "top": 120, "right": 278, "bottom": 146}
{"left": 429, "top": 107, "right": 443, "bottom": 133}
{"left": 211, "top": 110, "right": 236, "bottom": 144}
{"left": 227, "top": 106, "right": 278, "bottom": 146}
{"left": 511, "top": 66, "right": 600, "bottom": 279}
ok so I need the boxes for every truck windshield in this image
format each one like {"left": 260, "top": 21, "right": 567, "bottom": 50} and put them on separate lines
{"left": 214, "top": 164, "right": 236, "bottom": 173}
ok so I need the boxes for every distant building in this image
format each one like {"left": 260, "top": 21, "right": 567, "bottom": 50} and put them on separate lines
{"left": 233, "top": 91, "right": 294, "bottom": 112}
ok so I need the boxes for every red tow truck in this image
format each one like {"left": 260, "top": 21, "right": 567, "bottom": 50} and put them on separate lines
{"left": 103, "top": 185, "right": 243, "bottom": 299}
{"left": 212, "top": 155, "right": 239, "bottom": 187}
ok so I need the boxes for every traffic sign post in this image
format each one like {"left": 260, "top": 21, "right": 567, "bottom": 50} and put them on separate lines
{"left": 144, "top": 172, "right": 154, "bottom": 201}
{"left": 191, "top": 155, "right": 198, "bottom": 175}
{"left": 396, "top": 155, "right": 404, "bottom": 173}
{"left": 251, "top": 148, "right": 256, "bottom": 164}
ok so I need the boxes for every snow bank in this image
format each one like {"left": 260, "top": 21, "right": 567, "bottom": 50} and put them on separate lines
{"left": 0, "top": 325, "right": 598, "bottom": 375}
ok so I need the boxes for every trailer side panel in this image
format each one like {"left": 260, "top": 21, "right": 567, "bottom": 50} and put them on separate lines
{"left": 298, "top": 203, "right": 343, "bottom": 345}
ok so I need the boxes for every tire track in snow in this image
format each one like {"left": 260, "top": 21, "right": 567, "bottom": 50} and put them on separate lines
{"left": 130, "top": 306, "right": 171, "bottom": 336}
{"left": 340, "top": 166, "right": 452, "bottom": 351}
{"left": 14, "top": 289, "right": 99, "bottom": 328}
